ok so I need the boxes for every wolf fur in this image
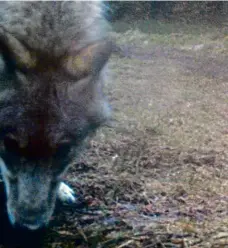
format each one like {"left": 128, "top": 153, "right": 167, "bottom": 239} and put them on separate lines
{"left": 0, "top": 1, "right": 112, "bottom": 230}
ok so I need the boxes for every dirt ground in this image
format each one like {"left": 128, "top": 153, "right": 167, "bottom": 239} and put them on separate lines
{"left": 1, "top": 19, "right": 228, "bottom": 248}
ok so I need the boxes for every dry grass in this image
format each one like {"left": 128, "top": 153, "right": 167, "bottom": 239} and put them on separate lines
{"left": 43, "top": 19, "right": 228, "bottom": 248}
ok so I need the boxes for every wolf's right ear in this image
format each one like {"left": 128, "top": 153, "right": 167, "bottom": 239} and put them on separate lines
{"left": 63, "top": 40, "right": 113, "bottom": 79}
{"left": 0, "top": 27, "right": 36, "bottom": 69}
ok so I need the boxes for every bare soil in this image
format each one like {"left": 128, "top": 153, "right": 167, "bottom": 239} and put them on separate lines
{"left": 0, "top": 19, "right": 228, "bottom": 248}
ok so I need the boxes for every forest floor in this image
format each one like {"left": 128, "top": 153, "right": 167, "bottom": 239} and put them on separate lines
{"left": 1, "top": 19, "right": 228, "bottom": 248}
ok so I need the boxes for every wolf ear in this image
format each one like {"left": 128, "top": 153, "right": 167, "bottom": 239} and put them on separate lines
{"left": 63, "top": 40, "right": 112, "bottom": 78}
{"left": 0, "top": 27, "right": 36, "bottom": 69}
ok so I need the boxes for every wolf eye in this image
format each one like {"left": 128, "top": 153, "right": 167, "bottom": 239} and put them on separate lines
{"left": 4, "top": 135, "right": 19, "bottom": 154}
{"left": 0, "top": 54, "right": 5, "bottom": 72}
{"left": 56, "top": 141, "right": 72, "bottom": 158}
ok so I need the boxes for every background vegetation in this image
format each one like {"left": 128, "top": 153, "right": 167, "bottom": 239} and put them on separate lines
{"left": 104, "top": 1, "right": 228, "bottom": 23}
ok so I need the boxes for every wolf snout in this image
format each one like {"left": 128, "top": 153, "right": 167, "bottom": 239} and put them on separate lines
{"left": 9, "top": 205, "right": 50, "bottom": 230}
{"left": 13, "top": 214, "right": 48, "bottom": 230}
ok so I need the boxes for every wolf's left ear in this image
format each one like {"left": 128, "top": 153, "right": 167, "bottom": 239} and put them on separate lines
{"left": 0, "top": 27, "right": 36, "bottom": 69}
{"left": 63, "top": 40, "right": 112, "bottom": 78}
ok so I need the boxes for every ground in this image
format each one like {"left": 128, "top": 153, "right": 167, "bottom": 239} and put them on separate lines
{"left": 1, "top": 19, "right": 228, "bottom": 248}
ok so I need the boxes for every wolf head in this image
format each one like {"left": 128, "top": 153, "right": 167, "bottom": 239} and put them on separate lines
{"left": 0, "top": 1, "right": 112, "bottom": 230}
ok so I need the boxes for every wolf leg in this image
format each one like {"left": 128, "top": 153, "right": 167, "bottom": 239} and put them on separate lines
{"left": 58, "top": 182, "right": 76, "bottom": 204}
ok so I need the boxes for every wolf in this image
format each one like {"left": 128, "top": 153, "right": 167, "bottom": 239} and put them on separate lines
{"left": 0, "top": 1, "right": 112, "bottom": 230}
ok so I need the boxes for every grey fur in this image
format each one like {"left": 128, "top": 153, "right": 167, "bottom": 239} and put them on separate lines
{"left": 0, "top": 1, "right": 109, "bottom": 55}
{"left": 0, "top": 1, "right": 112, "bottom": 230}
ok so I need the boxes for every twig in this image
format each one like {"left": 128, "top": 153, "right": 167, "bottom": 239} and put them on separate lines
{"left": 77, "top": 227, "right": 88, "bottom": 242}
{"left": 116, "top": 239, "right": 135, "bottom": 248}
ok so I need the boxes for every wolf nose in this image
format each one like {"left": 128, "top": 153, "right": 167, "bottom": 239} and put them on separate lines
{"left": 14, "top": 213, "right": 47, "bottom": 230}
{"left": 14, "top": 222, "right": 46, "bottom": 231}
{"left": 13, "top": 206, "right": 48, "bottom": 228}
{"left": 18, "top": 208, "right": 44, "bottom": 220}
